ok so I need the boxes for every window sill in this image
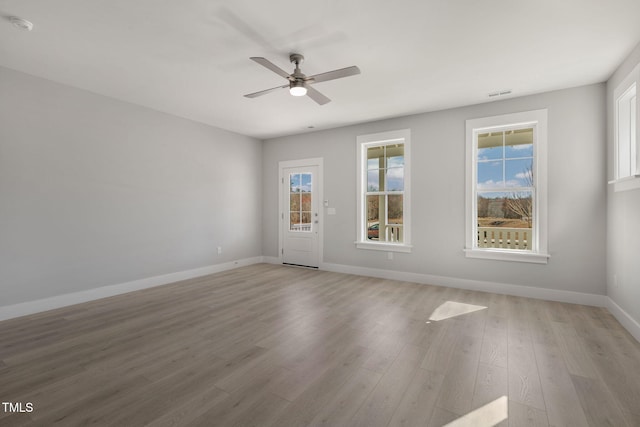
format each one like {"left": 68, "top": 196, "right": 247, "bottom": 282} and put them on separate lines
{"left": 356, "top": 241, "right": 413, "bottom": 253}
{"left": 608, "top": 175, "right": 640, "bottom": 192}
{"left": 464, "top": 248, "right": 549, "bottom": 264}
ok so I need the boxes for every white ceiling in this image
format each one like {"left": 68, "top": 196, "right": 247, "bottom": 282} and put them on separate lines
{"left": 1, "top": 0, "right": 639, "bottom": 140}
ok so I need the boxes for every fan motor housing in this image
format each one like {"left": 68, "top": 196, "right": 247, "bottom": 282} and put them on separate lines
{"left": 290, "top": 53, "right": 304, "bottom": 65}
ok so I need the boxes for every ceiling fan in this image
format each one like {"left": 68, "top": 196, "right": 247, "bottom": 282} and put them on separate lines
{"left": 244, "top": 53, "right": 360, "bottom": 105}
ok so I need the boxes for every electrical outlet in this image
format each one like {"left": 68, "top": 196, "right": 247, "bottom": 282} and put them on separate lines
{"left": 217, "top": 246, "right": 222, "bottom": 255}
{"left": 387, "top": 252, "right": 393, "bottom": 260}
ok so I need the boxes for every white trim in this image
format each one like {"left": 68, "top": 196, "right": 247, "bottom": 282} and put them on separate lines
{"left": 463, "top": 248, "right": 550, "bottom": 264}
{"left": 613, "top": 63, "right": 640, "bottom": 181}
{"left": 0, "top": 257, "right": 263, "bottom": 321}
{"left": 262, "top": 256, "right": 281, "bottom": 265}
{"left": 465, "top": 109, "right": 549, "bottom": 262}
{"left": 5, "top": 259, "right": 635, "bottom": 342}
{"left": 321, "top": 262, "right": 606, "bottom": 307}
{"left": 607, "top": 297, "right": 640, "bottom": 343}
{"left": 356, "top": 129, "right": 411, "bottom": 250}
{"left": 355, "top": 241, "right": 413, "bottom": 253}
{"left": 278, "top": 158, "right": 324, "bottom": 267}
{"left": 608, "top": 174, "right": 640, "bottom": 192}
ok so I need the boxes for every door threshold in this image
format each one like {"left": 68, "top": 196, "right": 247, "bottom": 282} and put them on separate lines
{"left": 283, "top": 263, "right": 319, "bottom": 270}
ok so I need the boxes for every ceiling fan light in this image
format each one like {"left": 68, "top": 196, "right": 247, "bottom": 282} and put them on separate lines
{"left": 289, "top": 81, "right": 307, "bottom": 97}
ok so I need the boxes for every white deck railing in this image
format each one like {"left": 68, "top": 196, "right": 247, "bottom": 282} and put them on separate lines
{"left": 478, "top": 227, "right": 531, "bottom": 250}
{"left": 291, "top": 223, "right": 312, "bottom": 232}
{"left": 367, "top": 224, "right": 403, "bottom": 242}
{"left": 385, "top": 224, "right": 403, "bottom": 242}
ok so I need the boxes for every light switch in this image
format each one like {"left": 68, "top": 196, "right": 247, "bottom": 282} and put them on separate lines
{"left": 327, "top": 207, "right": 336, "bottom": 215}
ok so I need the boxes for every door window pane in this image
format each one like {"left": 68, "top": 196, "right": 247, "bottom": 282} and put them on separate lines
{"left": 301, "top": 193, "right": 311, "bottom": 211}
{"left": 289, "top": 173, "right": 312, "bottom": 232}
{"left": 290, "top": 174, "right": 301, "bottom": 192}
{"left": 290, "top": 193, "right": 300, "bottom": 211}
{"left": 301, "top": 212, "right": 312, "bottom": 230}
{"left": 301, "top": 173, "right": 312, "bottom": 193}
{"left": 290, "top": 212, "right": 300, "bottom": 228}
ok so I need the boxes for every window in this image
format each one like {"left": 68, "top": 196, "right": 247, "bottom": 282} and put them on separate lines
{"left": 612, "top": 64, "right": 640, "bottom": 192}
{"left": 465, "top": 110, "right": 549, "bottom": 263}
{"left": 356, "top": 129, "right": 411, "bottom": 252}
{"left": 289, "top": 173, "right": 312, "bottom": 232}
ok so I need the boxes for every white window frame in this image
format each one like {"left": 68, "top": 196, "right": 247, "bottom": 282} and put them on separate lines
{"left": 610, "top": 63, "right": 640, "bottom": 192}
{"left": 356, "top": 129, "right": 412, "bottom": 253}
{"left": 465, "top": 110, "right": 549, "bottom": 264}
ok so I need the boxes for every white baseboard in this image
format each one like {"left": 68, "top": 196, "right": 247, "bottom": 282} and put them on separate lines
{"left": 607, "top": 297, "right": 640, "bottom": 343}
{"left": 1, "top": 257, "right": 616, "bottom": 326}
{"left": 0, "top": 256, "right": 264, "bottom": 321}
{"left": 262, "top": 256, "right": 281, "bottom": 265}
{"left": 321, "top": 262, "right": 608, "bottom": 307}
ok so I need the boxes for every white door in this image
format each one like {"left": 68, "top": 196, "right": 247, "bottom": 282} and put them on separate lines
{"left": 282, "top": 165, "right": 320, "bottom": 268}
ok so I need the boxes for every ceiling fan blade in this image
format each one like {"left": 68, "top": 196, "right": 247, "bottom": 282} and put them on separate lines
{"left": 308, "top": 66, "right": 360, "bottom": 84}
{"left": 305, "top": 85, "right": 331, "bottom": 105}
{"left": 244, "top": 84, "right": 288, "bottom": 98}
{"left": 250, "top": 57, "right": 291, "bottom": 79}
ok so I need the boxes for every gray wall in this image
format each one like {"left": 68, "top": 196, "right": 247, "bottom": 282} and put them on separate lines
{"left": 263, "top": 84, "right": 607, "bottom": 295}
{"left": 0, "top": 64, "right": 611, "bottom": 308}
{"left": 0, "top": 67, "right": 263, "bottom": 306}
{"left": 607, "top": 42, "right": 640, "bottom": 324}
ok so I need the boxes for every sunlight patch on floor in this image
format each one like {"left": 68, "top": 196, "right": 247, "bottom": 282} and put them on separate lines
{"left": 443, "top": 396, "right": 508, "bottom": 427}
{"left": 428, "top": 301, "right": 487, "bottom": 322}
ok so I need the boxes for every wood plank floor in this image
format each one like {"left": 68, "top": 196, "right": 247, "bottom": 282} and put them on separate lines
{"left": 1, "top": 263, "right": 639, "bottom": 426}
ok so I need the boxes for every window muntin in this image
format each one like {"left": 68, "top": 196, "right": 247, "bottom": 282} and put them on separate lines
{"left": 465, "top": 110, "right": 548, "bottom": 263}
{"left": 357, "top": 129, "right": 411, "bottom": 252}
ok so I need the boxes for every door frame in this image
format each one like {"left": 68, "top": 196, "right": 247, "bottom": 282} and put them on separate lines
{"left": 278, "top": 158, "right": 324, "bottom": 267}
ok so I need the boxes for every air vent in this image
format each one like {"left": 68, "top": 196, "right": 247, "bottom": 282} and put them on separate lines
{"left": 488, "top": 90, "right": 512, "bottom": 98}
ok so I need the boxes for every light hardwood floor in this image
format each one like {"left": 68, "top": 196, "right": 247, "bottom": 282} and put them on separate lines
{"left": 1, "top": 264, "right": 639, "bottom": 426}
